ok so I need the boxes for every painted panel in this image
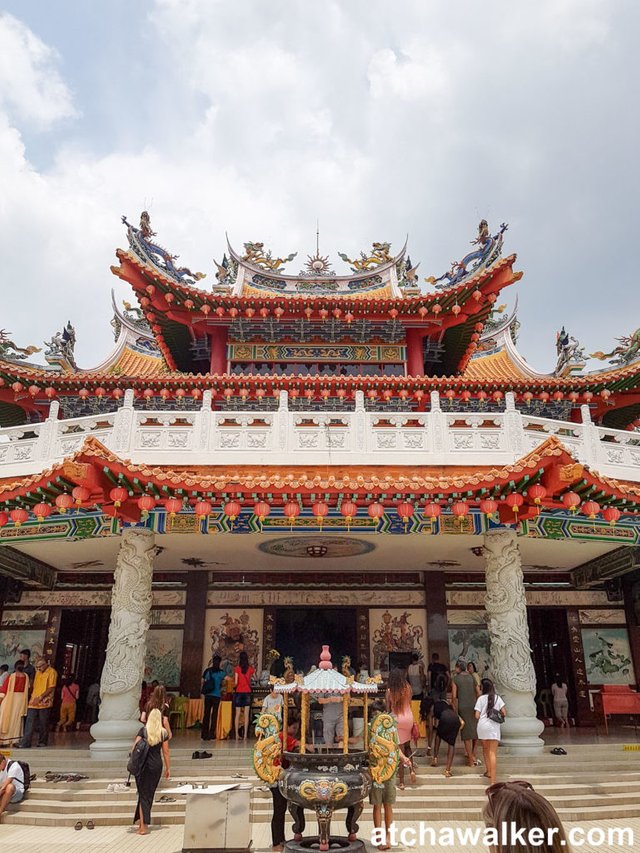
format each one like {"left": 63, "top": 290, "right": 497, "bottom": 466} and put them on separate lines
{"left": 0, "top": 630, "right": 46, "bottom": 663}
{"left": 1, "top": 610, "right": 49, "bottom": 628}
{"left": 581, "top": 628, "right": 636, "bottom": 684}
{"left": 578, "top": 609, "right": 626, "bottom": 626}
{"left": 150, "top": 609, "right": 185, "bottom": 625}
{"left": 144, "top": 629, "right": 183, "bottom": 688}
{"left": 448, "top": 627, "right": 491, "bottom": 676}
{"left": 203, "top": 609, "right": 263, "bottom": 673}
{"left": 206, "top": 590, "right": 425, "bottom": 607}
{"left": 369, "top": 608, "right": 426, "bottom": 672}
{"left": 447, "top": 610, "right": 486, "bottom": 626}
{"left": 447, "top": 590, "right": 611, "bottom": 607}
{"left": 20, "top": 590, "right": 111, "bottom": 607}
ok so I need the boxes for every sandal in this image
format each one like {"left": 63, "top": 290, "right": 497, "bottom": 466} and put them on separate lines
{"left": 410, "top": 770, "right": 417, "bottom": 785}
{"left": 397, "top": 782, "right": 405, "bottom": 790}
{"left": 86, "top": 820, "right": 95, "bottom": 830}
{"left": 430, "top": 757, "right": 438, "bottom": 767}
{"left": 159, "top": 796, "right": 176, "bottom": 803}
{"left": 74, "top": 821, "right": 83, "bottom": 831}
{"left": 443, "top": 769, "right": 453, "bottom": 778}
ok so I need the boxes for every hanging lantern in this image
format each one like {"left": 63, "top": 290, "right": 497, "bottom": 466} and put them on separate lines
{"left": 312, "top": 501, "right": 329, "bottom": 528}
{"left": 164, "top": 496, "right": 183, "bottom": 519}
{"left": 112, "top": 388, "right": 124, "bottom": 400}
{"left": 10, "top": 508, "right": 29, "bottom": 527}
{"left": 452, "top": 501, "right": 469, "bottom": 522}
{"left": 175, "top": 388, "right": 186, "bottom": 402}
{"left": 138, "top": 495, "right": 156, "bottom": 518}
{"left": 333, "top": 308, "right": 342, "bottom": 319}
{"left": 259, "top": 307, "right": 270, "bottom": 319}
{"left": 201, "top": 304, "right": 211, "bottom": 316}
{"left": 191, "top": 388, "right": 203, "bottom": 401}
{"left": 539, "top": 391, "right": 550, "bottom": 403}
{"left": 0, "top": 511, "right": 8, "bottom": 527}
{"left": 423, "top": 502, "right": 441, "bottom": 531}
{"left": 184, "top": 299, "right": 194, "bottom": 310}
{"left": 472, "top": 289, "right": 482, "bottom": 301}
{"left": 340, "top": 501, "right": 358, "bottom": 529}
{"left": 562, "top": 491, "right": 580, "bottom": 513}
{"left": 44, "top": 386, "right": 57, "bottom": 399}
{"left": 389, "top": 308, "right": 398, "bottom": 320}
{"left": 254, "top": 500, "right": 271, "bottom": 530}
{"left": 345, "top": 312, "right": 354, "bottom": 324}
{"left": 552, "top": 390, "right": 564, "bottom": 402}
{"left": 110, "top": 486, "right": 129, "bottom": 508}
{"left": 368, "top": 502, "right": 384, "bottom": 521}
{"left": 55, "top": 493, "right": 74, "bottom": 514}
{"left": 479, "top": 498, "right": 498, "bottom": 518}
{"left": 602, "top": 506, "right": 621, "bottom": 526}
{"left": 159, "top": 388, "right": 171, "bottom": 401}
{"left": 216, "top": 306, "right": 225, "bottom": 317}
{"left": 95, "top": 387, "right": 107, "bottom": 399}
{"left": 32, "top": 502, "right": 52, "bottom": 522}
{"left": 505, "top": 493, "right": 524, "bottom": 516}
{"left": 583, "top": 391, "right": 593, "bottom": 403}
{"left": 492, "top": 390, "right": 503, "bottom": 403}
{"left": 194, "top": 500, "right": 213, "bottom": 521}
{"left": 143, "top": 388, "right": 154, "bottom": 401}
{"left": 445, "top": 389, "right": 456, "bottom": 406}
{"left": 28, "top": 385, "right": 40, "bottom": 398}
{"left": 223, "top": 500, "right": 242, "bottom": 522}
{"left": 274, "top": 306, "right": 284, "bottom": 320}
{"left": 319, "top": 308, "right": 329, "bottom": 321}
{"left": 418, "top": 306, "right": 428, "bottom": 318}
{"left": 432, "top": 304, "right": 442, "bottom": 315}
{"left": 396, "top": 501, "right": 414, "bottom": 531}
{"left": 11, "top": 382, "right": 23, "bottom": 394}
{"left": 523, "top": 391, "right": 534, "bottom": 406}
{"left": 477, "top": 391, "right": 487, "bottom": 404}
{"left": 283, "top": 501, "right": 301, "bottom": 529}
{"left": 72, "top": 485, "right": 91, "bottom": 506}
{"left": 581, "top": 500, "right": 601, "bottom": 519}
{"left": 528, "top": 484, "right": 547, "bottom": 505}
{"left": 452, "top": 304, "right": 461, "bottom": 316}
{"left": 461, "top": 390, "right": 472, "bottom": 403}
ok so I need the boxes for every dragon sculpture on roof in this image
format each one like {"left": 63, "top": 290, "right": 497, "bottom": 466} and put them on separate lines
{"left": 425, "top": 220, "right": 508, "bottom": 289}
{"left": 122, "top": 212, "right": 206, "bottom": 284}
{"left": 338, "top": 242, "right": 393, "bottom": 272}
{"left": 242, "top": 242, "right": 297, "bottom": 271}
{"left": 0, "top": 330, "right": 41, "bottom": 362}
{"left": 591, "top": 328, "right": 640, "bottom": 366}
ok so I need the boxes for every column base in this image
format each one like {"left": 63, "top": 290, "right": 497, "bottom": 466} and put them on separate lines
{"left": 89, "top": 719, "right": 141, "bottom": 760}
{"left": 500, "top": 715, "right": 545, "bottom": 755}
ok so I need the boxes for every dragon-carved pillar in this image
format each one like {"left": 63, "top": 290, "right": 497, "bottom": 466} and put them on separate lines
{"left": 484, "top": 528, "right": 544, "bottom": 754}
{"left": 90, "top": 527, "right": 155, "bottom": 759}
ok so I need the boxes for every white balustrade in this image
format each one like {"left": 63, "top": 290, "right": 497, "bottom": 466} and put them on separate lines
{"left": 0, "top": 391, "right": 638, "bottom": 481}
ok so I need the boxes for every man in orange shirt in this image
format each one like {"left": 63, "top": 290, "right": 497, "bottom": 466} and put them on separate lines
{"left": 19, "top": 657, "right": 58, "bottom": 748}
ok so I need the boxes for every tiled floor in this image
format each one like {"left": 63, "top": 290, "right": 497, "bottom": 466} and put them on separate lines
{"left": 1, "top": 818, "right": 639, "bottom": 853}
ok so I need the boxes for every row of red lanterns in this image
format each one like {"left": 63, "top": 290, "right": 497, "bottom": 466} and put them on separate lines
{"left": 0, "top": 495, "right": 625, "bottom": 528}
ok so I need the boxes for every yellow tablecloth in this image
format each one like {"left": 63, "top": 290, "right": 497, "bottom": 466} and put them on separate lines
{"left": 216, "top": 700, "right": 233, "bottom": 739}
{"left": 411, "top": 699, "right": 428, "bottom": 739}
{"left": 186, "top": 698, "right": 204, "bottom": 728}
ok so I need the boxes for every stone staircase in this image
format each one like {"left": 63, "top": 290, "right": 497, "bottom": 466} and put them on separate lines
{"left": 4, "top": 743, "right": 639, "bottom": 827}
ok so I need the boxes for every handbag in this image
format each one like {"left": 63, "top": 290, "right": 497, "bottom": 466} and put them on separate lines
{"left": 488, "top": 707, "right": 504, "bottom": 724}
{"left": 127, "top": 731, "right": 150, "bottom": 775}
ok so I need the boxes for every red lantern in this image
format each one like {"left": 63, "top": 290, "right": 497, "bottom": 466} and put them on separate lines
{"left": 492, "top": 390, "right": 503, "bottom": 402}
{"left": 159, "top": 388, "right": 171, "bottom": 401}
{"left": 10, "top": 508, "right": 29, "bottom": 527}
{"left": 418, "top": 306, "right": 428, "bottom": 318}
{"left": 345, "top": 312, "right": 354, "bottom": 324}
{"left": 223, "top": 500, "right": 242, "bottom": 521}
{"left": 283, "top": 501, "right": 300, "bottom": 529}
{"left": 165, "top": 292, "right": 175, "bottom": 304}
{"left": 312, "top": 501, "right": 329, "bottom": 527}
{"left": 505, "top": 493, "right": 524, "bottom": 515}
{"left": 175, "top": 388, "right": 186, "bottom": 401}
{"left": 389, "top": 308, "right": 398, "bottom": 320}
{"left": 0, "top": 511, "right": 8, "bottom": 527}
{"left": 28, "top": 385, "right": 40, "bottom": 397}
{"left": 528, "top": 484, "right": 547, "bottom": 505}
{"left": 259, "top": 307, "right": 269, "bottom": 319}
{"left": 581, "top": 500, "right": 601, "bottom": 519}
{"left": 164, "top": 496, "right": 183, "bottom": 518}
{"left": 539, "top": 391, "right": 550, "bottom": 403}
{"left": 274, "top": 307, "right": 284, "bottom": 320}
{"left": 216, "top": 306, "right": 225, "bottom": 317}
{"left": 562, "top": 491, "right": 580, "bottom": 513}
{"left": 452, "top": 501, "right": 469, "bottom": 521}
{"left": 72, "top": 485, "right": 91, "bottom": 505}
{"left": 472, "top": 289, "right": 482, "bottom": 301}
{"left": 423, "top": 503, "right": 441, "bottom": 520}
{"left": 254, "top": 501, "right": 271, "bottom": 523}
{"left": 184, "top": 299, "right": 194, "bottom": 310}
{"left": 45, "top": 387, "right": 57, "bottom": 399}
{"left": 396, "top": 501, "right": 414, "bottom": 523}
{"left": 191, "top": 388, "right": 202, "bottom": 401}
{"left": 245, "top": 307, "right": 255, "bottom": 318}
{"left": 143, "top": 388, "right": 154, "bottom": 400}
{"left": 112, "top": 388, "right": 124, "bottom": 400}
{"left": 33, "top": 502, "right": 52, "bottom": 522}
{"left": 95, "top": 387, "right": 106, "bottom": 399}
{"left": 201, "top": 304, "right": 211, "bottom": 316}
{"left": 229, "top": 307, "right": 238, "bottom": 318}
{"left": 368, "top": 502, "right": 384, "bottom": 520}
{"left": 452, "top": 304, "right": 461, "bottom": 316}
{"left": 479, "top": 498, "right": 498, "bottom": 517}
{"left": 55, "top": 493, "right": 74, "bottom": 514}
{"left": 11, "top": 382, "right": 23, "bottom": 394}
{"left": 79, "top": 388, "right": 90, "bottom": 400}
{"left": 194, "top": 500, "right": 212, "bottom": 520}
{"left": 138, "top": 495, "right": 156, "bottom": 517}
{"left": 110, "top": 486, "right": 128, "bottom": 508}
{"left": 340, "top": 501, "right": 358, "bottom": 523}
{"left": 552, "top": 391, "right": 564, "bottom": 402}
{"left": 432, "top": 304, "right": 442, "bottom": 315}
{"left": 523, "top": 391, "right": 534, "bottom": 405}
{"left": 602, "top": 506, "right": 621, "bottom": 526}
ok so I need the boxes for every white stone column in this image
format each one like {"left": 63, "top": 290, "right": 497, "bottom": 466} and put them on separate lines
{"left": 483, "top": 528, "right": 544, "bottom": 754}
{"left": 90, "top": 527, "right": 154, "bottom": 759}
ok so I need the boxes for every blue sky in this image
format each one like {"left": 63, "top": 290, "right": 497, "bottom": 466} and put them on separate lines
{"left": 1, "top": 0, "right": 638, "bottom": 372}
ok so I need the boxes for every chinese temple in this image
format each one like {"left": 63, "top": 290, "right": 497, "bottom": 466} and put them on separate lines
{"left": 1, "top": 213, "right": 639, "bottom": 760}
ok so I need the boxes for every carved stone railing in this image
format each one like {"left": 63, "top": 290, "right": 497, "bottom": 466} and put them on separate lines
{"left": 0, "top": 392, "right": 638, "bottom": 482}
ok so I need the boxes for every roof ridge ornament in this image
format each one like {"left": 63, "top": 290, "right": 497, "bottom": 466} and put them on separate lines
{"left": 554, "top": 326, "right": 586, "bottom": 376}
{"left": 425, "top": 220, "right": 508, "bottom": 290}
{"left": 591, "top": 327, "right": 640, "bottom": 366}
{"left": 122, "top": 212, "right": 206, "bottom": 284}
{"left": 241, "top": 241, "right": 297, "bottom": 271}
{"left": 0, "top": 330, "right": 41, "bottom": 363}
{"left": 338, "top": 241, "right": 393, "bottom": 272}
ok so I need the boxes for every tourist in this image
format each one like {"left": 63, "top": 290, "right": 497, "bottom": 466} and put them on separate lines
{"left": 467, "top": 661, "right": 481, "bottom": 688}
{"left": 430, "top": 698, "right": 461, "bottom": 778}
{"left": 0, "top": 754, "right": 26, "bottom": 823}
{"left": 0, "top": 661, "right": 29, "bottom": 745}
{"left": 234, "top": 651, "right": 255, "bottom": 741}
{"left": 261, "top": 684, "right": 283, "bottom": 721}
{"left": 142, "top": 685, "right": 173, "bottom": 739}
{"left": 201, "top": 655, "right": 225, "bottom": 740}
{"left": 551, "top": 675, "right": 570, "bottom": 728}
{"left": 19, "top": 650, "right": 35, "bottom": 687}
{"left": 0, "top": 666, "right": 8, "bottom": 690}
{"left": 85, "top": 681, "right": 100, "bottom": 724}
{"left": 369, "top": 705, "right": 413, "bottom": 851}
{"left": 385, "top": 668, "right": 416, "bottom": 788}
{"left": 19, "top": 657, "right": 58, "bottom": 748}
{"left": 427, "top": 652, "right": 449, "bottom": 699}
{"left": 451, "top": 659, "right": 480, "bottom": 767}
{"left": 139, "top": 680, "right": 151, "bottom": 715}
{"left": 483, "top": 780, "right": 570, "bottom": 852}
{"left": 57, "top": 673, "right": 80, "bottom": 732}
{"left": 319, "top": 694, "right": 343, "bottom": 747}
{"left": 266, "top": 710, "right": 310, "bottom": 851}
{"left": 407, "top": 652, "right": 426, "bottom": 699}
{"left": 131, "top": 708, "right": 170, "bottom": 836}
{"left": 475, "top": 678, "right": 506, "bottom": 785}
{"left": 419, "top": 694, "right": 434, "bottom": 756}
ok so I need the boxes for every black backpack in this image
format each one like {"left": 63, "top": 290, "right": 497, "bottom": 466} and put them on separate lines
{"left": 127, "top": 732, "right": 150, "bottom": 776}
{"left": 9, "top": 759, "right": 31, "bottom": 791}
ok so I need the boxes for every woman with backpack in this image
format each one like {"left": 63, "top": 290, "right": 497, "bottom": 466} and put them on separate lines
{"left": 130, "top": 708, "right": 170, "bottom": 836}
{"left": 474, "top": 678, "right": 506, "bottom": 785}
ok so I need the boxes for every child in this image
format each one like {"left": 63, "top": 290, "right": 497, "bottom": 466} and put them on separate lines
{"left": 261, "top": 685, "right": 283, "bottom": 721}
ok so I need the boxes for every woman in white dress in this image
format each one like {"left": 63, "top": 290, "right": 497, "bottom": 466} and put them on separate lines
{"left": 474, "top": 678, "right": 506, "bottom": 785}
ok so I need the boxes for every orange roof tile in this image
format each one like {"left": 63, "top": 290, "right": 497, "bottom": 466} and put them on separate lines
{"left": 462, "top": 349, "right": 531, "bottom": 381}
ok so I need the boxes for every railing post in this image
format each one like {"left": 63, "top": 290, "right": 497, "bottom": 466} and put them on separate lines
{"left": 354, "top": 390, "right": 366, "bottom": 456}
{"left": 504, "top": 391, "right": 524, "bottom": 458}
{"left": 428, "top": 390, "right": 446, "bottom": 455}
{"left": 195, "top": 390, "right": 213, "bottom": 452}
{"left": 276, "top": 390, "right": 289, "bottom": 452}
{"left": 35, "top": 400, "right": 60, "bottom": 463}
{"left": 112, "top": 389, "right": 135, "bottom": 455}
{"left": 579, "top": 404, "right": 600, "bottom": 468}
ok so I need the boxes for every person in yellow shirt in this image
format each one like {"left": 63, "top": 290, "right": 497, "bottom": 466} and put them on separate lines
{"left": 19, "top": 658, "right": 58, "bottom": 748}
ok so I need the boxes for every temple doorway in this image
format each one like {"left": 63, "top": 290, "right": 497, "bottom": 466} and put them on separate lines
{"left": 54, "top": 608, "right": 110, "bottom": 724}
{"left": 275, "top": 607, "right": 358, "bottom": 673}
{"left": 528, "top": 607, "right": 576, "bottom": 723}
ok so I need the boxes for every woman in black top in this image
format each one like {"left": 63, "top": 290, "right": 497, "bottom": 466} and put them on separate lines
{"left": 431, "top": 699, "right": 461, "bottom": 778}
{"left": 132, "top": 708, "right": 170, "bottom": 835}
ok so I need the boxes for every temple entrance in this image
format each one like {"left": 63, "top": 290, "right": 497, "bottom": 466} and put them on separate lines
{"left": 528, "top": 607, "right": 576, "bottom": 723}
{"left": 275, "top": 607, "right": 358, "bottom": 673}
{"left": 54, "top": 608, "right": 110, "bottom": 724}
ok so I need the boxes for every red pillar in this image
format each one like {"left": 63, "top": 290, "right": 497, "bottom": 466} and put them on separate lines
{"left": 209, "top": 326, "right": 228, "bottom": 375}
{"left": 406, "top": 328, "right": 424, "bottom": 377}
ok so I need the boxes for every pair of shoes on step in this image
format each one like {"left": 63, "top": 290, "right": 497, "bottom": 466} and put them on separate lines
{"left": 74, "top": 820, "right": 95, "bottom": 830}
{"left": 192, "top": 750, "right": 213, "bottom": 759}
{"left": 106, "top": 783, "right": 130, "bottom": 793}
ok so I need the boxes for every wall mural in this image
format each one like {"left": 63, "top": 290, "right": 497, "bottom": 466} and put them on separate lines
{"left": 448, "top": 627, "right": 491, "bottom": 677}
{"left": 150, "top": 609, "right": 185, "bottom": 626}
{"left": 1, "top": 610, "right": 49, "bottom": 628}
{"left": 577, "top": 609, "right": 626, "bottom": 626}
{"left": 203, "top": 609, "right": 262, "bottom": 673}
{"left": 581, "top": 628, "right": 636, "bottom": 685}
{"left": 369, "top": 609, "right": 426, "bottom": 672}
{"left": 0, "top": 630, "right": 46, "bottom": 665}
{"left": 144, "top": 629, "right": 183, "bottom": 688}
